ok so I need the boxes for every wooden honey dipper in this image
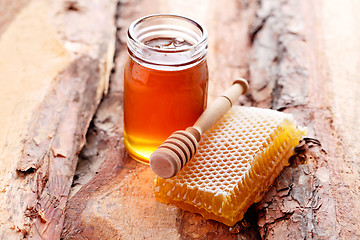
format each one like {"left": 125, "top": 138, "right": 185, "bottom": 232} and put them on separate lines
{"left": 149, "top": 78, "right": 249, "bottom": 178}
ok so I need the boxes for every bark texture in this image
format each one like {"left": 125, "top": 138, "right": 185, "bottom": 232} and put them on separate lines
{"left": 59, "top": 0, "right": 358, "bottom": 239}
{"left": 250, "top": 0, "right": 360, "bottom": 239}
{"left": 0, "top": 0, "right": 116, "bottom": 239}
{"left": 63, "top": 0, "right": 259, "bottom": 239}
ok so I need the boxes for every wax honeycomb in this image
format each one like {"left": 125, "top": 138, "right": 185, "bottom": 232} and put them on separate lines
{"left": 154, "top": 106, "right": 305, "bottom": 226}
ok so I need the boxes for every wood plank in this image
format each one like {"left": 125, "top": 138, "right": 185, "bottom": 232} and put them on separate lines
{"left": 63, "top": 0, "right": 360, "bottom": 239}
{"left": 0, "top": 0, "right": 116, "bottom": 238}
{"left": 62, "top": 0, "right": 259, "bottom": 239}
{"left": 0, "top": 0, "right": 30, "bottom": 36}
{"left": 250, "top": 0, "right": 360, "bottom": 239}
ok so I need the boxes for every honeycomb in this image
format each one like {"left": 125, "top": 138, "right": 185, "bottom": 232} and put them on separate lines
{"left": 154, "top": 106, "right": 305, "bottom": 226}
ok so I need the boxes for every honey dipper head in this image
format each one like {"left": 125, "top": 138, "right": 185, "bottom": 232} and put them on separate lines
{"left": 150, "top": 130, "right": 198, "bottom": 178}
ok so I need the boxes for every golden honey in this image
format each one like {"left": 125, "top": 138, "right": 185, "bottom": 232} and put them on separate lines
{"left": 154, "top": 106, "right": 305, "bottom": 226}
{"left": 124, "top": 15, "right": 208, "bottom": 164}
{"left": 124, "top": 50, "right": 208, "bottom": 163}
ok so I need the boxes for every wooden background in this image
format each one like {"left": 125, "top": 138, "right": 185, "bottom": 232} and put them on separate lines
{"left": 0, "top": 0, "right": 359, "bottom": 239}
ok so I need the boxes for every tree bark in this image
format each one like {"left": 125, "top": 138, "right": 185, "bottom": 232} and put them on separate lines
{"left": 61, "top": 0, "right": 360, "bottom": 239}
{"left": 0, "top": 0, "right": 116, "bottom": 239}
{"left": 62, "top": 0, "right": 259, "bottom": 239}
{"left": 250, "top": 0, "right": 360, "bottom": 239}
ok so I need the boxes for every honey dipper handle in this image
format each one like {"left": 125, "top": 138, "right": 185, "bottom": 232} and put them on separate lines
{"left": 149, "top": 78, "right": 248, "bottom": 179}
{"left": 192, "top": 78, "right": 248, "bottom": 136}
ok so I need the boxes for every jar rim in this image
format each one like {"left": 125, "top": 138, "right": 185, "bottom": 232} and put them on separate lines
{"left": 127, "top": 14, "right": 208, "bottom": 54}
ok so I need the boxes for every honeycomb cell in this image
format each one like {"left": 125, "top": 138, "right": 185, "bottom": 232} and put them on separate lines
{"left": 154, "top": 106, "right": 305, "bottom": 226}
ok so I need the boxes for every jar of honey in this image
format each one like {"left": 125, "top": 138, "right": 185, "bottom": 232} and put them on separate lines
{"left": 124, "top": 14, "right": 208, "bottom": 164}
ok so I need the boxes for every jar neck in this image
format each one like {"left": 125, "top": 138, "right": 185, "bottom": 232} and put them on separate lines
{"left": 127, "top": 14, "right": 208, "bottom": 70}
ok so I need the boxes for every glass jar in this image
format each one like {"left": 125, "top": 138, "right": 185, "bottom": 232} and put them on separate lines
{"left": 124, "top": 14, "right": 208, "bottom": 164}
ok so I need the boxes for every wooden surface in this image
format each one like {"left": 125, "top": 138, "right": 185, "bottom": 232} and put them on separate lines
{"left": 62, "top": 1, "right": 258, "bottom": 239}
{"left": 0, "top": 0, "right": 116, "bottom": 239}
{"left": 1, "top": 0, "right": 359, "bottom": 239}
{"left": 63, "top": 0, "right": 360, "bottom": 240}
{"left": 251, "top": 0, "right": 360, "bottom": 239}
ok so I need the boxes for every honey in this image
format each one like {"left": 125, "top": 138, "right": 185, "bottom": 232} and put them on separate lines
{"left": 154, "top": 106, "right": 305, "bottom": 226}
{"left": 124, "top": 15, "right": 208, "bottom": 163}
